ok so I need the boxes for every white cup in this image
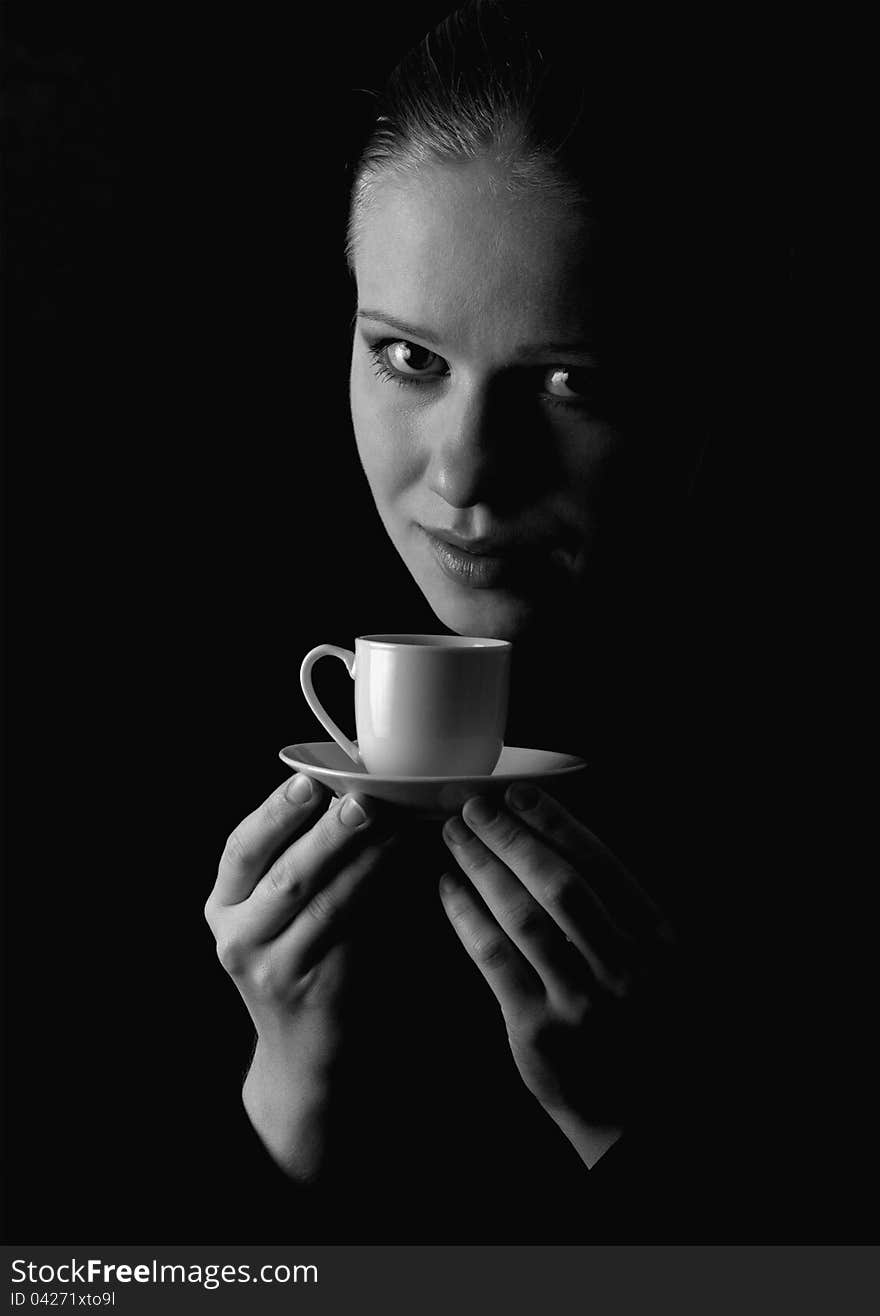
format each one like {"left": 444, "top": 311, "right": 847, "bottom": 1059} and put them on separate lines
{"left": 300, "top": 634, "right": 511, "bottom": 777}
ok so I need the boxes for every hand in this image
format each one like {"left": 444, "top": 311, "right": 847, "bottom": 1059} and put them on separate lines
{"left": 204, "top": 774, "right": 397, "bottom": 1179}
{"left": 439, "top": 783, "right": 682, "bottom": 1167}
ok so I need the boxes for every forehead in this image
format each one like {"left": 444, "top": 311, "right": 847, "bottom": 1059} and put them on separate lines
{"left": 353, "top": 160, "right": 597, "bottom": 353}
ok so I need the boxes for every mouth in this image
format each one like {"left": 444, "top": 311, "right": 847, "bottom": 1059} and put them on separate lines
{"left": 420, "top": 526, "right": 550, "bottom": 590}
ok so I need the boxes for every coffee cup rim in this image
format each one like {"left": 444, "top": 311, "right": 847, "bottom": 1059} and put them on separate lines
{"left": 357, "top": 633, "right": 511, "bottom": 650}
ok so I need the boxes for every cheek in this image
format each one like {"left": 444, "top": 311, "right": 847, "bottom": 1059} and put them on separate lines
{"left": 553, "top": 424, "right": 623, "bottom": 509}
{"left": 564, "top": 432, "right": 654, "bottom": 559}
{"left": 350, "top": 355, "right": 420, "bottom": 502}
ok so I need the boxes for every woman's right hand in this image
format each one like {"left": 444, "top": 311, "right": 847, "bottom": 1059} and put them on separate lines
{"left": 204, "top": 773, "right": 397, "bottom": 1181}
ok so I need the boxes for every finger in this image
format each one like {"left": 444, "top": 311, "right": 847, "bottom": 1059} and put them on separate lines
{"left": 451, "top": 800, "right": 631, "bottom": 994}
{"left": 444, "top": 810, "right": 606, "bottom": 999}
{"left": 211, "top": 774, "right": 327, "bottom": 907}
{"left": 504, "top": 783, "right": 666, "bottom": 935}
{"left": 236, "top": 792, "right": 383, "bottom": 944}
{"left": 438, "top": 868, "right": 544, "bottom": 1016}
{"left": 271, "top": 830, "right": 400, "bottom": 978}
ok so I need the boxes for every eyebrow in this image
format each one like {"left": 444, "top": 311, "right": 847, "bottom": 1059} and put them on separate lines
{"left": 356, "top": 308, "right": 598, "bottom": 365}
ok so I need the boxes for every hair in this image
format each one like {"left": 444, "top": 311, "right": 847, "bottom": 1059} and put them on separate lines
{"left": 344, "top": 0, "right": 632, "bottom": 271}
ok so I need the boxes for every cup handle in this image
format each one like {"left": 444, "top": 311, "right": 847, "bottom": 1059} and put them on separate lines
{"left": 299, "top": 644, "right": 361, "bottom": 765}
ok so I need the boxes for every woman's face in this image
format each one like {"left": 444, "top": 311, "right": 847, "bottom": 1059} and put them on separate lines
{"left": 349, "top": 157, "right": 633, "bottom": 640}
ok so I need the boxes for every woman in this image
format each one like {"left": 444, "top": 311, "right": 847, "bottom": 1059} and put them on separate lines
{"left": 204, "top": 1, "right": 766, "bottom": 1239}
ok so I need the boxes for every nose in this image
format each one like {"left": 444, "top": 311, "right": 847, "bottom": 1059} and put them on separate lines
{"left": 424, "top": 384, "right": 505, "bottom": 510}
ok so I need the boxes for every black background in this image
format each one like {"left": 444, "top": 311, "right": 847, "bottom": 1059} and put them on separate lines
{"left": 4, "top": 2, "right": 865, "bottom": 1247}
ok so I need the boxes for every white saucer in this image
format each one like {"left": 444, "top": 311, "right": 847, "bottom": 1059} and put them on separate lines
{"left": 279, "top": 741, "right": 586, "bottom": 818}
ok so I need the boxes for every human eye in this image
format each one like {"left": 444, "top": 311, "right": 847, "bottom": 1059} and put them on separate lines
{"left": 541, "top": 365, "right": 603, "bottom": 410}
{"left": 367, "top": 338, "right": 449, "bottom": 388}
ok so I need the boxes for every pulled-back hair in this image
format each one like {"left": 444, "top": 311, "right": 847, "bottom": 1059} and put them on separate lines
{"left": 345, "top": 0, "right": 638, "bottom": 269}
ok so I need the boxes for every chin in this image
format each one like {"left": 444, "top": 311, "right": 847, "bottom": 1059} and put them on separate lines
{"left": 422, "top": 579, "right": 541, "bottom": 641}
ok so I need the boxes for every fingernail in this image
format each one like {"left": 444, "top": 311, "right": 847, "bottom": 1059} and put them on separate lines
{"left": 443, "top": 815, "right": 472, "bottom": 846}
{"left": 339, "top": 795, "right": 369, "bottom": 827}
{"left": 463, "top": 795, "right": 496, "bottom": 826}
{"left": 287, "top": 774, "right": 313, "bottom": 804}
{"left": 507, "top": 783, "right": 539, "bottom": 812}
{"left": 439, "top": 872, "right": 460, "bottom": 896}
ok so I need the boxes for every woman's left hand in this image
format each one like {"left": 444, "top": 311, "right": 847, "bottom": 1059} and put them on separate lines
{"left": 439, "top": 783, "right": 683, "bottom": 1167}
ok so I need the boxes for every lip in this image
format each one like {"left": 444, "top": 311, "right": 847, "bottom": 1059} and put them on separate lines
{"left": 422, "top": 527, "right": 523, "bottom": 555}
{"left": 421, "top": 527, "right": 537, "bottom": 589}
